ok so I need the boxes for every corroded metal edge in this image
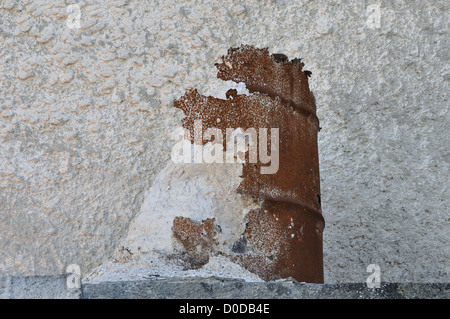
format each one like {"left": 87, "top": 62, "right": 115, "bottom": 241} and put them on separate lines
{"left": 173, "top": 45, "right": 324, "bottom": 283}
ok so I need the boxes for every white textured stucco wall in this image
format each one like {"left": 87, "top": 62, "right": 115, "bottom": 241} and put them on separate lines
{"left": 0, "top": 0, "right": 448, "bottom": 283}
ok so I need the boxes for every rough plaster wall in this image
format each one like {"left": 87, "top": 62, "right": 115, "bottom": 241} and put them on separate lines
{"left": 0, "top": 0, "right": 448, "bottom": 283}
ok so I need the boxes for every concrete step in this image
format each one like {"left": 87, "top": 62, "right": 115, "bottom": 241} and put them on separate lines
{"left": 1, "top": 275, "right": 448, "bottom": 299}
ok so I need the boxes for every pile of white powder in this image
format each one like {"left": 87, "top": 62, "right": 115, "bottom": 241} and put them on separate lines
{"left": 82, "top": 252, "right": 263, "bottom": 284}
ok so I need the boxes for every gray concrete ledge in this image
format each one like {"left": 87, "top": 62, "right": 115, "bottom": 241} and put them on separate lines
{"left": 0, "top": 274, "right": 81, "bottom": 299}
{"left": 1, "top": 275, "right": 448, "bottom": 299}
{"left": 81, "top": 278, "right": 449, "bottom": 299}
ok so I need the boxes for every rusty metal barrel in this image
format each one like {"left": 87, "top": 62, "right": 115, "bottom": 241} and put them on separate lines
{"left": 174, "top": 45, "right": 324, "bottom": 283}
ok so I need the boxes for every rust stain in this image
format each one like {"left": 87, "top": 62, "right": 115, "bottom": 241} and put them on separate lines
{"left": 231, "top": 201, "right": 324, "bottom": 282}
{"left": 173, "top": 45, "right": 324, "bottom": 283}
{"left": 172, "top": 217, "right": 220, "bottom": 269}
{"left": 215, "top": 46, "right": 318, "bottom": 125}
